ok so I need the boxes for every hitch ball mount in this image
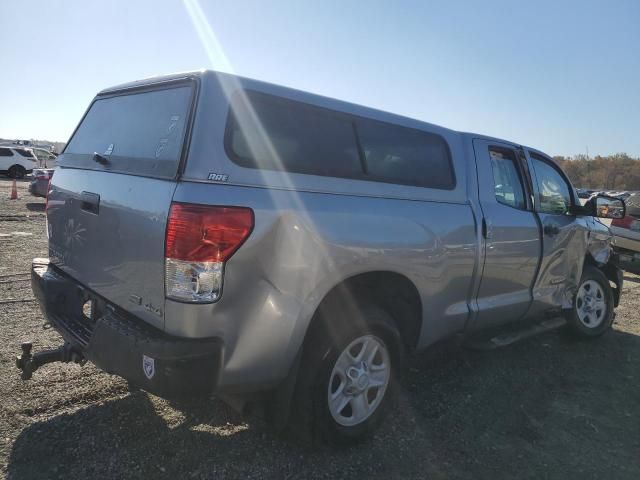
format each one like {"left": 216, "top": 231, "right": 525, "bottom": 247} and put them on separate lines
{"left": 16, "top": 341, "right": 86, "bottom": 380}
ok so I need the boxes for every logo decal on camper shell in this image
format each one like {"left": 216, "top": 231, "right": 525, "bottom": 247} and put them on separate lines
{"left": 208, "top": 172, "right": 229, "bottom": 182}
{"left": 64, "top": 218, "right": 86, "bottom": 250}
{"left": 142, "top": 355, "right": 155, "bottom": 380}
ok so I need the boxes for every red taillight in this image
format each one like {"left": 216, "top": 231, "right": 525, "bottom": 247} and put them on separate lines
{"left": 45, "top": 179, "right": 52, "bottom": 212}
{"left": 164, "top": 203, "right": 254, "bottom": 303}
{"left": 165, "top": 203, "right": 254, "bottom": 262}
{"left": 611, "top": 216, "right": 634, "bottom": 229}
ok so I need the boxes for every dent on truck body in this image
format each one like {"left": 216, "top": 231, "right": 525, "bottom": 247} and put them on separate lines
{"left": 532, "top": 218, "right": 614, "bottom": 311}
{"left": 586, "top": 218, "right": 613, "bottom": 265}
{"left": 563, "top": 218, "right": 614, "bottom": 309}
{"left": 587, "top": 217, "right": 623, "bottom": 306}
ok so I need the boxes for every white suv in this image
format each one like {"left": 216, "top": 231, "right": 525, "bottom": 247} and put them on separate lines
{"left": 0, "top": 146, "right": 38, "bottom": 178}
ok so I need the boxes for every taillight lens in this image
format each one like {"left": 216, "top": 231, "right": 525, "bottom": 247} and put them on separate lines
{"left": 45, "top": 179, "right": 52, "bottom": 212}
{"left": 165, "top": 203, "right": 254, "bottom": 303}
{"left": 35, "top": 170, "right": 53, "bottom": 179}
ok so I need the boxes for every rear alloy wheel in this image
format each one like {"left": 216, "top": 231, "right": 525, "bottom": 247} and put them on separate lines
{"left": 327, "top": 334, "right": 391, "bottom": 427}
{"left": 8, "top": 165, "right": 26, "bottom": 179}
{"left": 290, "top": 303, "right": 402, "bottom": 445}
{"left": 565, "top": 265, "right": 614, "bottom": 337}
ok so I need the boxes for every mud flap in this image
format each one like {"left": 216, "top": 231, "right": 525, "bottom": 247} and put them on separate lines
{"left": 599, "top": 260, "right": 623, "bottom": 307}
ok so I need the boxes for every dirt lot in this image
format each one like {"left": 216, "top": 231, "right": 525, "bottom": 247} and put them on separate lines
{"left": 0, "top": 177, "right": 638, "bottom": 479}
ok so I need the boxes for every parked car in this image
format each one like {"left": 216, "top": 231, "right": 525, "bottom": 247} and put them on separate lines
{"left": 29, "top": 168, "right": 54, "bottom": 197}
{"left": 614, "top": 191, "right": 632, "bottom": 201}
{"left": 603, "top": 190, "right": 633, "bottom": 200}
{"left": 611, "top": 193, "right": 640, "bottom": 274}
{"left": 577, "top": 188, "right": 596, "bottom": 199}
{"left": 0, "top": 146, "right": 38, "bottom": 178}
{"left": 19, "top": 71, "right": 625, "bottom": 444}
{"left": 31, "top": 148, "right": 59, "bottom": 168}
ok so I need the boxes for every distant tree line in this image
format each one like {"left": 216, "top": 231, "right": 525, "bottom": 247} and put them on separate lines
{"left": 554, "top": 153, "right": 640, "bottom": 191}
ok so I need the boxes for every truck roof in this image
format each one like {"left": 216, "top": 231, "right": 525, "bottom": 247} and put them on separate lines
{"left": 98, "top": 69, "right": 549, "bottom": 159}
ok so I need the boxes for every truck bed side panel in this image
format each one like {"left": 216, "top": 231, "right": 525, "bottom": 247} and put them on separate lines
{"left": 167, "top": 183, "right": 476, "bottom": 390}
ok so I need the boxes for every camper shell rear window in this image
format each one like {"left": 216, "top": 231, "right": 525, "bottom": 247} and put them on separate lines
{"left": 62, "top": 82, "right": 195, "bottom": 179}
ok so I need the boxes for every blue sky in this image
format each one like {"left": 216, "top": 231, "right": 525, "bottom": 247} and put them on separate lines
{"left": 1, "top": 0, "right": 638, "bottom": 156}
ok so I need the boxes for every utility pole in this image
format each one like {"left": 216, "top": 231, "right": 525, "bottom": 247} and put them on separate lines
{"left": 586, "top": 146, "right": 592, "bottom": 189}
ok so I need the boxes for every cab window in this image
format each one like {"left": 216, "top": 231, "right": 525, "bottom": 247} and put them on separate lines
{"left": 489, "top": 147, "right": 526, "bottom": 210}
{"left": 530, "top": 153, "right": 572, "bottom": 215}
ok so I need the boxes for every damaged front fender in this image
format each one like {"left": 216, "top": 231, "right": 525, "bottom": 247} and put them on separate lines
{"left": 586, "top": 217, "right": 613, "bottom": 265}
{"left": 585, "top": 217, "right": 622, "bottom": 306}
{"left": 571, "top": 217, "right": 624, "bottom": 309}
{"left": 530, "top": 216, "right": 617, "bottom": 313}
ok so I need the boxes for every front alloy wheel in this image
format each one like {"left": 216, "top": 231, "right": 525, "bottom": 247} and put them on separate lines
{"left": 575, "top": 279, "right": 607, "bottom": 329}
{"left": 565, "top": 265, "right": 614, "bottom": 338}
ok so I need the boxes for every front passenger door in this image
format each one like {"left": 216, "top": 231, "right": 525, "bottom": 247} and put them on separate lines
{"left": 525, "top": 151, "right": 589, "bottom": 313}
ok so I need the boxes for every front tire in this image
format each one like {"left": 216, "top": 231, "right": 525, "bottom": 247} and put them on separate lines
{"left": 565, "top": 265, "right": 614, "bottom": 337}
{"left": 8, "top": 165, "right": 26, "bottom": 179}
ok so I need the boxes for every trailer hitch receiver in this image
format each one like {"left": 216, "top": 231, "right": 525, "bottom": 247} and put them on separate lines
{"left": 16, "top": 341, "right": 85, "bottom": 380}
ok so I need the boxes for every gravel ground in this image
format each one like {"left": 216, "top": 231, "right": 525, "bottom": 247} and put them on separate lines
{"left": 0, "top": 177, "right": 639, "bottom": 479}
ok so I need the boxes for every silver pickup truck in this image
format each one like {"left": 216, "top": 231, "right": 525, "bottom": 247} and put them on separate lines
{"left": 18, "top": 70, "right": 625, "bottom": 444}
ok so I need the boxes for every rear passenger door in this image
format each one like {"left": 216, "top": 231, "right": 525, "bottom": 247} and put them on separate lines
{"left": 471, "top": 139, "right": 541, "bottom": 330}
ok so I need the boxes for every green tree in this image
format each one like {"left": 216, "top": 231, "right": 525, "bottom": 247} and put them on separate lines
{"left": 554, "top": 154, "right": 640, "bottom": 190}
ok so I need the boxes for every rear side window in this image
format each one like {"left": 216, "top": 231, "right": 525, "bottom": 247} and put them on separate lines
{"left": 15, "top": 148, "right": 36, "bottom": 158}
{"left": 226, "top": 92, "right": 361, "bottom": 178}
{"left": 226, "top": 91, "right": 455, "bottom": 189}
{"left": 356, "top": 119, "right": 454, "bottom": 189}
{"left": 489, "top": 147, "right": 526, "bottom": 209}
{"left": 63, "top": 84, "right": 193, "bottom": 178}
{"left": 0, "top": 148, "right": 13, "bottom": 157}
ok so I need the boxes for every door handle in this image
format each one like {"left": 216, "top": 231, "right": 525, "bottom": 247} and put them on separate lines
{"left": 543, "top": 223, "right": 559, "bottom": 236}
{"left": 80, "top": 191, "right": 100, "bottom": 214}
{"left": 482, "top": 218, "right": 492, "bottom": 239}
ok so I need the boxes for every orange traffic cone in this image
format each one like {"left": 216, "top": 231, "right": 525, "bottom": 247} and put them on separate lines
{"left": 10, "top": 179, "right": 18, "bottom": 200}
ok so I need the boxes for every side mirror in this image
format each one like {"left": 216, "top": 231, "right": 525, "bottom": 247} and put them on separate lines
{"left": 582, "top": 195, "right": 626, "bottom": 219}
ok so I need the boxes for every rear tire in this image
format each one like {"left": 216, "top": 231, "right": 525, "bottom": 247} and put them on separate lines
{"left": 565, "top": 265, "right": 614, "bottom": 338}
{"left": 8, "top": 165, "right": 26, "bottom": 179}
{"left": 290, "top": 303, "right": 402, "bottom": 445}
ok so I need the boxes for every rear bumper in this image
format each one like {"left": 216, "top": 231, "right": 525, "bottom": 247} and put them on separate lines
{"left": 29, "top": 179, "right": 47, "bottom": 197}
{"left": 31, "top": 259, "right": 224, "bottom": 399}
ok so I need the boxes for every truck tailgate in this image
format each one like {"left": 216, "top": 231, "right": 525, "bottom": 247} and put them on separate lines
{"left": 46, "top": 79, "right": 196, "bottom": 330}
{"left": 47, "top": 169, "right": 175, "bottom": 330}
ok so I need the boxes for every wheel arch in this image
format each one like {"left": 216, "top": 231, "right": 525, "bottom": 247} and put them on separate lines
{"left": 303, "top": 270, "right": 423, "bottom": 355}
{"left": 273, "top": 271, "right": 422, "bottom": 436}
{"left": 583, "top": 253, "right": 622, "bottom": 307}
